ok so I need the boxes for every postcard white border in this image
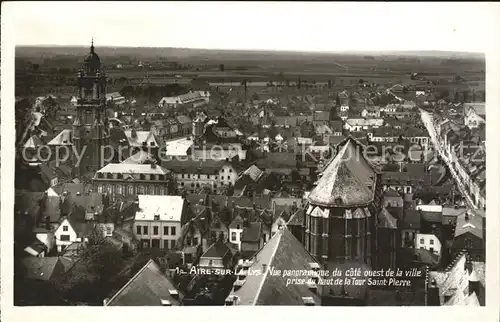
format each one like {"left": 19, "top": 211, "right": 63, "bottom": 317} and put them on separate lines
{"left": 2, "top": 2, "right": 500, "bottom": 322}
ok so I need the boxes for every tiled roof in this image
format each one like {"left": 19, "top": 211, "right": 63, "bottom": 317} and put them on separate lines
{"left": 47, "top": 129, "right": 72, "bottom": 146}
{"left": 242, "top": 165, "right": 264, "bottom": 182}
{"left": 378, "top": 208, "right": 398, "bottom": 229}
{"left": 430, "top": 252, "right": 485, "bottom": 306}
{"left": 229, "top": 227, "right": 320, "bottom": 305}
{"left": 308, "top": 138, "right": 376, "bottom": 207}
{"left": 287, "top": 208, "right": 304, "bottom": 226}
{"left": 256, "top": 152, "right": 297, "bottom": 169}
{"left": 21, "top": 257, "right": 65, "bottom": 281}
{"left": 454, "top": 210, "right": 483, "bottom": 239}
{"left": 240, "top": 222, "right": 262, "bottom": 242}
{"left": 96, "top": 163, "right": 170, "bottom": 175}
{"left": 106, "top": 259, "right": 181, "bottom": 306}
{"left": 24, "top": 135, "right": 44, "bottom": 148}
{"left": 176, "top": 115, "right": 192, "bottom": 125}
{"left": 313, "top": 111, "right": 330, "bottom": 122}
{"left": 162, "top": 159, "right": 231, "bottom": 175}
{"left": 400, "top": 209, "right": 421, "bottom": 230}
{"left": 121, "top": 150, "right": 155, "bottom": 164}
{"left": 463, "top": 103, "right": 485, "bottom": 116}
{"left": 124, "top": 130, "right": 158, "bottom": 147}
{"left": 201, "top": 241, "right": 231, "bottom": 259}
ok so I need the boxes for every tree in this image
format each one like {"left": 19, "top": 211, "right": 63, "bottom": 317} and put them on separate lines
{"left": 56, "top": 225, "right": 125, "bottom": 305}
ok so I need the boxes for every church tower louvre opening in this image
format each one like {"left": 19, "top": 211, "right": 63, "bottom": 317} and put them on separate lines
{"left": 303, "top": 137, "right": 383, "bottom": 268}
{"left": 72, "top": 39, "right": 111, "bottom": 177}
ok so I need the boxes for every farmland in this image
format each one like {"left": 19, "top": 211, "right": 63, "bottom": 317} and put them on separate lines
{"left": 15, "top": 46, "right": 485, "bottom": 98}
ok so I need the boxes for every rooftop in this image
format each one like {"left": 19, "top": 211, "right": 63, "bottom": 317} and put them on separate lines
{"left": 229, "top": 227, "right": 320, "bottom": 305}
{"left": 96, "top": 163, "right": 170, "bottom": 175}
{"left": 135, "top": 195, "right": 185, "bottom": 222}
{"left": 106, "top": 259, "right": 181, "bottom": 306}
{"left": 308, "top": 137, "right": 376, "bottom": 207}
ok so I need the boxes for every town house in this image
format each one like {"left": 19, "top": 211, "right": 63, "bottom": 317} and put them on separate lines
{"left": 133, "top": 195, "right": 187, "bottom": 250}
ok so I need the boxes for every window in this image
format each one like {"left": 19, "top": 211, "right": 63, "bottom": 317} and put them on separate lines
{"left": 207, "top": 175, "right": 210, "bottom": 179}
{"left": 193, "top": 237, "right": 198, "bottom": 245}
{"left": 430, "top": 239, "right": 434, "bottom": 245}
{"left": 420, "top": 238, "right": 424, "bottom": 244}
{"left": 187, "top": 237, "right": 192, "bottom": 246}
{"left": 153, "top": 226, "right": 159, "bottom": 235}
{"left": 465, "top": 238, "right": 472, "bottom": 248}
{"left": 143, "top": 226, "right": 149, "bottom": 235}
{"left": 164, "top": 239, "right": 169, "bottom": 249}
{"left": 181, "top": 182, "right": 184, "bottom": 186}
{"left": 63, "top": 226, "right": 68, "bottom": 232}
{"left": 136, "top": 226, "right": 141, "bottom": 235}
{"left": 231, "top": 232, "right": 237, "bottom": 241}
{"left": 164, "top": 226, "right": 169, "bottom": 235}
{"left": 229, "top": 169, "right": 232, "bottom": 173}
{"left": 60, "top": 235, "right": 70, "bottom": 241}
{"left": 208, "top": 260, "right": 213, "bottom": 266}
{"left": 236, "top": 225, "right": 241, "bottom": 230}
{"left": 117, "top": 185, "right": 123, "bottom": 194}
{"left": 170, "top": 240, "right": 176, "bottom": 249}
{"left": 171, "top": 227, "right": 176, "bottom": 235}
{"left": 97, "top": 185, "right": 103, "bottom": 193}
{"left": 227, "top": 176, "right": 230, "bottom": 180}
{"left": 198, "top": 174, "right": 201, "bottom": 179}
{"left": 429, "top": 247, "right": 434, "bottom": 253}
{"left": 128, "top": 185, "right": 133, "bottom": 195}
{"left": 181, "top": 174, "right": 185, "bottom": 179}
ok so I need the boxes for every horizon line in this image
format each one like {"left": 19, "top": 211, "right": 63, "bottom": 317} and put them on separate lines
{"left": 15, "top": 44, "right": 485, "bottom": 56}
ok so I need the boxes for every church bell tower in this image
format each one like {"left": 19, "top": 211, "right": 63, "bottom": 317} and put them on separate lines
{"left": 72, "top": 40, "right": 111, "bottom": 177}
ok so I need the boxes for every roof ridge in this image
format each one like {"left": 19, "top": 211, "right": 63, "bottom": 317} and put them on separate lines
{"left": 106, "top": 259, "right": 156, "bottom": 305}
{"left": 252, "top": 230, "right": 283, "bottom": 305}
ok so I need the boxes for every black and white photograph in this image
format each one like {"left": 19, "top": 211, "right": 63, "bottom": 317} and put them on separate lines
{"left": 2, "top": 1, "right": 500, "bottom": 313}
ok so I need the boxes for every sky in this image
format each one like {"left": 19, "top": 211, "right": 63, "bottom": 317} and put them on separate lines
{"left": 4, "top": 2, "right": 499, "bottom": 53}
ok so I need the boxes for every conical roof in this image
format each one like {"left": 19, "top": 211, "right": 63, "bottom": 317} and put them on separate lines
{"left": 308, "top": 137, "right": 376, "bottom": 207}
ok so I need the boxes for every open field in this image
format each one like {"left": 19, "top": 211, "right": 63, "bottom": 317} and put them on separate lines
{"left": 16, "top": 46, "right": 485, "bottom": 96}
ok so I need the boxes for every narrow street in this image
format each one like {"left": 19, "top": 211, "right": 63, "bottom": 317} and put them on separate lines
{"left": 419, "top": 109, "right": 477, "bottom": 209}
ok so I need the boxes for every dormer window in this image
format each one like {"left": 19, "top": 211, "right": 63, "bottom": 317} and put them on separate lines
{"left": 140, "top": 174, "right": 146, "bottom": 180}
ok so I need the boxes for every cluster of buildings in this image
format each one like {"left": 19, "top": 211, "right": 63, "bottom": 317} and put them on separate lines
{"left": 14, "top": 43, "right": 487, "bottom": 307}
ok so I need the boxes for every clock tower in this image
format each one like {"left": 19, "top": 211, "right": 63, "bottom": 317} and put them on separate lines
{"left": 73, "top": 40, "right": 111, "bottom": 177}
